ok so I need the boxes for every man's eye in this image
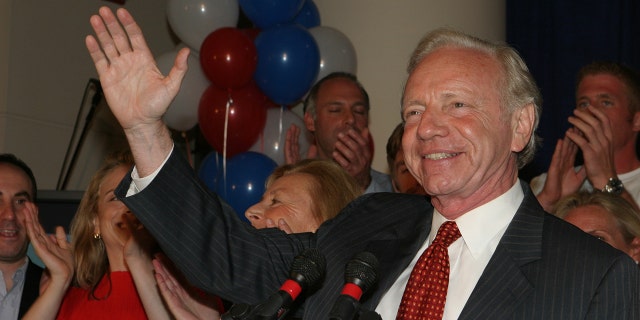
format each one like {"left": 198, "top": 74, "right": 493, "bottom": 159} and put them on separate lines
{"left": 577, "top": 102, "right": 589, "bottom": 109}
{"left": 453, "top": 102, "right": 465, "bottom": 108}
{"left": 15, "top": 199, "right": 27, "bottom": 205}
{"left": 403, "top": 110, "right": 422, "bottom": 119}
{"left": 601, "top": 100, "right": 613, "bottom": 107}
{"left": 353, "top": 107, "right": 367, "bottom": 116}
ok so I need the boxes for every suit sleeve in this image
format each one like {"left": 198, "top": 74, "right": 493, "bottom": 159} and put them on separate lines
{"left": 115, "top": 148, "right": 315, "bottom": 304}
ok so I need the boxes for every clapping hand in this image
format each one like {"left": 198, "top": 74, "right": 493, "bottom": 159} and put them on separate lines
{"left": 153, "top": 257, "right": 222, "bottom": 320}
{"left": 22, "top": 202, "right": 73, "bottom": 294}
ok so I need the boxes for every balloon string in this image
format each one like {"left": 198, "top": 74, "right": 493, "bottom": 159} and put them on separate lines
{"left": 182, "top": 131, "right": 193, "bottom": 168}
{"left": 223, "top": 95, "right": 232, "bottom": 198}
{"left": 278, "top": 105, "right": 284, "bottom": 152}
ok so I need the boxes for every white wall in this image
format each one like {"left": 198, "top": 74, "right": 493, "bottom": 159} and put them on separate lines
{"left": 0, "top": 0, "right": 505, "bottom": 189}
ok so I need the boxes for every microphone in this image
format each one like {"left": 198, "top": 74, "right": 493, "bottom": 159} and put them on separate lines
{"left": 329, "top": 252, "right": 379, "bottom": 320}
{"left": 222, "top": 248, "right": 326, "bottom": 320}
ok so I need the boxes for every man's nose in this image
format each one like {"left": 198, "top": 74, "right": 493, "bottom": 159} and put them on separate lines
{"left": 344, "top": 111, "right": 355, "bottom": 125}
{"left": 417, "top": 108, "right": 448, "bottom": 139}
{"left": 0, "top": 203, "right": 17, "bottom": 220}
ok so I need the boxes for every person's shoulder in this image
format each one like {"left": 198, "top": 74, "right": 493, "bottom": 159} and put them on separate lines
{"left": 542, "top": 213, "right": 633, "bottom": 265}
{"left": 370, "top": 168, "right": 389, "bottom": 178}
{"left": 340, "top": 192, "right": 431, "bottom": 220}
{"left": 366, "top": 169, "right": 393, "bottom": 193}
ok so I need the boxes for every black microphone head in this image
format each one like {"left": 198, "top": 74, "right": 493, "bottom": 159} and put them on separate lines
{"left": 345, "top": 251, "right": 378, "bottom": 293}
{"left": 290, "top": 248, "right": 326, "bottom": 290}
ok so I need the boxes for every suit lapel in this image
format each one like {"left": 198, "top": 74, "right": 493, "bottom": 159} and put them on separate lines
{"left": 363, "top": 212, "right": 433, "bottom": 308}
{"left": 458, "top": 181, "right": 543, "bottom": 319}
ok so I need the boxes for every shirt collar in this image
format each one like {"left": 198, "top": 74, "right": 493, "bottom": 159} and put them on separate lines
{"left": 432, "top": 180, "right": 524, "bottom": 259}
{"left": 12, "top": 257, "right": 30, "bottom": 282}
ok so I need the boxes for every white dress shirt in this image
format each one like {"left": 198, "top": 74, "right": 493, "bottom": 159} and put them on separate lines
{"left": 0, "top": 258, "right": 29, "bottom": 320}
{"left": 375, "top": 181, "right": 524, "bottom": 319}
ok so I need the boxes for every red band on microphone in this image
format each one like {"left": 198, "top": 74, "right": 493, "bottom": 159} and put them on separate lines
{"left": 280, "top": 279, "right": 303, "bottom": 300}
{"left": 341, "top": 283, "right": 364, "bottom": 300}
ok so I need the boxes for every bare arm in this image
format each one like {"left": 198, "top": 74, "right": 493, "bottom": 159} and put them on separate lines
{"left": 85, "top": 7, "right": 188, "bottom": 176}
{"left": 21, "top": 203, "right": 73, "bottom": 320}
{"left": 535, "top": 135, "right": 585, "bottom": 212}
{"left": 123, "top": 215, "right": 172, "bottom": 320}
{"left": 566, "top": 105, "right": 640, "bottom": 210}
{"left": 567, "top": 105, "right": 616, "bottom": 190}
{"left": 153, "top": 258, "right": 222, "bottom": 320}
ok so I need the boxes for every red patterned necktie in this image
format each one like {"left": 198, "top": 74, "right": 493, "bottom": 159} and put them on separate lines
{"left": 396, "top": 221, "right": 462, "bottom": 320}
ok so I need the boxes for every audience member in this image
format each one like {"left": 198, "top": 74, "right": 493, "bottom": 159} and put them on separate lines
{"left": 154, "top": 159, "right": 360, "bottom": 319}
{"left": 554, "top": 191, "right": 640, "bottom": 262}
{"left": 22, "top": 151, "right": 219, "bottom": 319}
{"left": 150, "top": 159, "right": 359, "bottom": 320}
{"left": 285, "top": 72, "right": 392, "bottom": 193}
{"left": 0, "top": 154, "right": 43, "bottom": 320}
{"left": 86, "top": 7, "right": 639, "bottom": 319}
{"left": 245, "top": 159, "right": 362, "bottom": 233}
{"left": 386, "top": 123, "right": 427, "bottom": 195}
{"left": 531, "top": 61, "right": 640, "bottom": 212}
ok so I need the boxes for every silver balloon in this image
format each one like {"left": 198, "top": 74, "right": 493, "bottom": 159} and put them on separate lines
{"left": 167, "top": 0, "right": 239, "bottom": 51}
{"left": 249, "top": 107, "right": 311, "bottom": 165}
{"left": 309, "top": 26, "right": 357, "bottom": 82}
{"left": 157, "top": 48, "right": 209, "bottom": 132}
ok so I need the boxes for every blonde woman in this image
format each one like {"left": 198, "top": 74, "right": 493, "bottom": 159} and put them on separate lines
{"left": 23, "top": 151, "right": 218, "bottom": 319}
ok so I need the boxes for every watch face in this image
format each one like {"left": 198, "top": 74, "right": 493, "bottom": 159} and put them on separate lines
{"left": 604, "top": 178, "right": 624, "bottom": 195}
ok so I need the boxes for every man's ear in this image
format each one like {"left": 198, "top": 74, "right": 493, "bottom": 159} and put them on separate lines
{"left": 511, "top": 103, "right": 535, "bottom": 153}
{"left": 304, "top": 112, "right": 316, "bottom": 132}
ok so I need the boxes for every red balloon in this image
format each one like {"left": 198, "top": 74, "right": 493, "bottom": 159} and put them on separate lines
{"left": 198, "top": 83, "right": 268, "bottom": 157}
{"left": 200, "top": 27, "right": 257, "bottom": 89}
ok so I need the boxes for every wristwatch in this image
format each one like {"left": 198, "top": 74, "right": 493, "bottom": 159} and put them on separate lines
{"left": 602, "top": 177, "right": 624, "bottom": 195}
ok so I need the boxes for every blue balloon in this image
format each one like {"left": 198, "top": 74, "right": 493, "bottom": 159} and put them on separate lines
{"left": 239, "top": 0, "right": 305, "bottom": 29}
{"left": 197, "top": 151, "right": 223, "bottom": 192}
{"left": 293, "top": 0, "right": 320, "bottom": 28}
{"left": 216, "top": 151, "right": 277, "bottom": 222}
{"left": 254, "top": 24, "right": 320, "bottom": 105}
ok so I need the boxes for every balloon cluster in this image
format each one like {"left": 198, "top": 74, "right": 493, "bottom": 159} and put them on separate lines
{"left": 162, "top": 0, "right": 357, "bottom": 218}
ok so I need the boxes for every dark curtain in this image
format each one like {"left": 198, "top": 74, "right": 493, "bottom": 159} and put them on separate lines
{"left": 507, "top": 0, "right": 640, "bottom": 182}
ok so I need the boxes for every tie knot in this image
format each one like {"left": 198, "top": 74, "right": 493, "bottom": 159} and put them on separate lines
{"left": 432, "top": 221, "right": 461, "bottom": 247}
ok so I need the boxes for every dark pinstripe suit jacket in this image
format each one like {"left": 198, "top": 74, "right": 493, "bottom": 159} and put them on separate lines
{"left": 118, "top": 150, "right": 639, "bottom": 319}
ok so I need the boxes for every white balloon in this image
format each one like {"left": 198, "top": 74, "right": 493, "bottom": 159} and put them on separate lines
{"left": 249, "top": 107, "right": 311, "bottom": 165}
{"left": 167, "top": 0, "right": 239, "bottom": 51}
{"left": 157, "top": 48, "right": 209, "bottom": 131}
{"left": 309, "top": 26, "right": 357, "bottom": 82}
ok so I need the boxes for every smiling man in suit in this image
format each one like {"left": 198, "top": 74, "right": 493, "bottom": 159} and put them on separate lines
{"left": 86, "top": 6, "right": 638, "bottom": 319}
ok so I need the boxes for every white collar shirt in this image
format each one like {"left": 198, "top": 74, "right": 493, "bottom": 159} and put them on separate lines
{"left": 375, "top": 181, "right": 523, "bottom": 319}
{"left": 0, "top": 258, "right": 30, "bottom": 320}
